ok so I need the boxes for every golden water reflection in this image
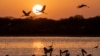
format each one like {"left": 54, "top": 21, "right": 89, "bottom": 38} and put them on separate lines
{"left": 0, "top": 37, "right": 100, "bottom": 56}
{"left": 0, "top": 37, "right": 99, "bottom": 49}
{"left": 32, "top": 41, "right": 44, "bottom": 48}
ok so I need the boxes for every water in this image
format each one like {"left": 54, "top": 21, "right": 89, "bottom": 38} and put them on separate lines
{"left": 0, "top": 37, "right": 100, "bottom": 56}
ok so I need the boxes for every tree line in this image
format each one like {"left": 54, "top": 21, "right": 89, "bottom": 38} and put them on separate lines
{"left": 0, "top": 15, "right": 100, "bottom": 36}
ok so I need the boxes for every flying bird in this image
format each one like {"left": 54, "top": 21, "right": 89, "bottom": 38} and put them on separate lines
{"left": 77, "top": 4, "right": 89, "bottom": 8}
{"left": 36, "top": 5, "right": 47, "bottom": 14}
{"left": 22, "top": 10, "right": 31, "bottom": 16}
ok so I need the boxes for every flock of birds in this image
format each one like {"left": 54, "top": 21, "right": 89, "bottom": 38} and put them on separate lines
{"left": 22, "top": 4, "right": 89, "bottom": 17}
{"left": 43, "top": 45, "right": 99, "bottom": 56}
{"left": 22, "top": 5, "right": 46, "bottom": 17}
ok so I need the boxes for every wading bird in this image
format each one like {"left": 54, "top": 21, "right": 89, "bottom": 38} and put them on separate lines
{"left": 81, "top": 49, "right": 87, "bottom": 56}
{"left": 22, "top": 10, "right": 31, "bottom": 16}
{"left": 36, "top": 5, "right": 47, "bottom": 14}
{"left": 77, "top": 4, "right": 89, "bottom": 8}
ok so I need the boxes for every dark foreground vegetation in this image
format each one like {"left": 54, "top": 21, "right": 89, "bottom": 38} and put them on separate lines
{"left": 0, "top": 15, "right": 100, "bottom": 36}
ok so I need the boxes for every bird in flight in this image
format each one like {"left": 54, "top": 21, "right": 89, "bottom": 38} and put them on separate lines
{"left": 77, "top": 4, "right": 89, "bottom": 8}
{"left": 36, "top": 5, "right": 47, "bottom": 14}
{"left": 22, "top": 10, "right": 31, "bottom": 16}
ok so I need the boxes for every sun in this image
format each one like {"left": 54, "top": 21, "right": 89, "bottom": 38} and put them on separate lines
{"left": 32, "top": 4, "right": 43, "bottom": 15}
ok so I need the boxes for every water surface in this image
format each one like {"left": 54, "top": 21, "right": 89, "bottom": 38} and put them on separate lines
{"left": 0, "top": 37, "right": 99, "bottom": 56}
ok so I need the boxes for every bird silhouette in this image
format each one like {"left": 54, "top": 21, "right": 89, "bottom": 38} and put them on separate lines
{"left": 81, "top": 49, "right": 87, "bottom": 56}
{"left": 77, "top": 4, "right": 89, "bottom": 8}
{"left": 82, "top": 49, "right": 87, "bottom": 54}
{"left": 22, "top": 10, "right": 31, "bottom": 16}
{"left": 94, "top": 45, "right": 99, "bottom": 48}
{"left": 36, "top": 5, "right": 47, "bottom": 14}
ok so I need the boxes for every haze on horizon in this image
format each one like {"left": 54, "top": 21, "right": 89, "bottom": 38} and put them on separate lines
{"left": 0, "top": 0, "right": 100, "bottom": 20}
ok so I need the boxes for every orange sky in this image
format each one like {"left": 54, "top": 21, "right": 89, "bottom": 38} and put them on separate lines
{"left": 0, "top": 0, "right": 100, "bottom": 20}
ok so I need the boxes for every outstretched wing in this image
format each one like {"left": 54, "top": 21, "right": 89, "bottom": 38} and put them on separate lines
{"left": 27, "top": 11, "right": 31, "bottom": 15}
{"left": 22, "top": 10, "right": 27, "bottom": 15}
{"left": 41, "top": 5, "right": 46, "bottom": 11}
{"left": 81, "top": 4, "right": 89, "bottom": 8}
{"left": 77, "top": 6, "right": 81, "bottom": 8}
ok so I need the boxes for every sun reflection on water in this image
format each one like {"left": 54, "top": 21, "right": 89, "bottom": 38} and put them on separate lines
{"left": 32, "top": 41, "right": 45, "bottom": 55}
{"left": 33, "top": 41, "right": 44, "bottom": 48}
{"left": 0, "top": 37, "right": 100, "bottom": 56}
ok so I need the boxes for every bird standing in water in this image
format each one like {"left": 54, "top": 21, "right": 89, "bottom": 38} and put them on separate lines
{"left": 81, "top": 49, "right": 87, "bottom": 56}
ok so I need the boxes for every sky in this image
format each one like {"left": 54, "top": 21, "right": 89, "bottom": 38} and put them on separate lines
{"left": 0, "top": 0, "right": 100, "bottom": 20}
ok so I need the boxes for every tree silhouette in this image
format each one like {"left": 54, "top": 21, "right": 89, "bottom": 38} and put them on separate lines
{"left": 0, "top": 15, "right": 100, "bottom": 36}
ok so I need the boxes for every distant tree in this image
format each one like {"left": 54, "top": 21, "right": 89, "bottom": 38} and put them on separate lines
{"left": 0, "top": 15, "right": 100, "bottom": 36}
